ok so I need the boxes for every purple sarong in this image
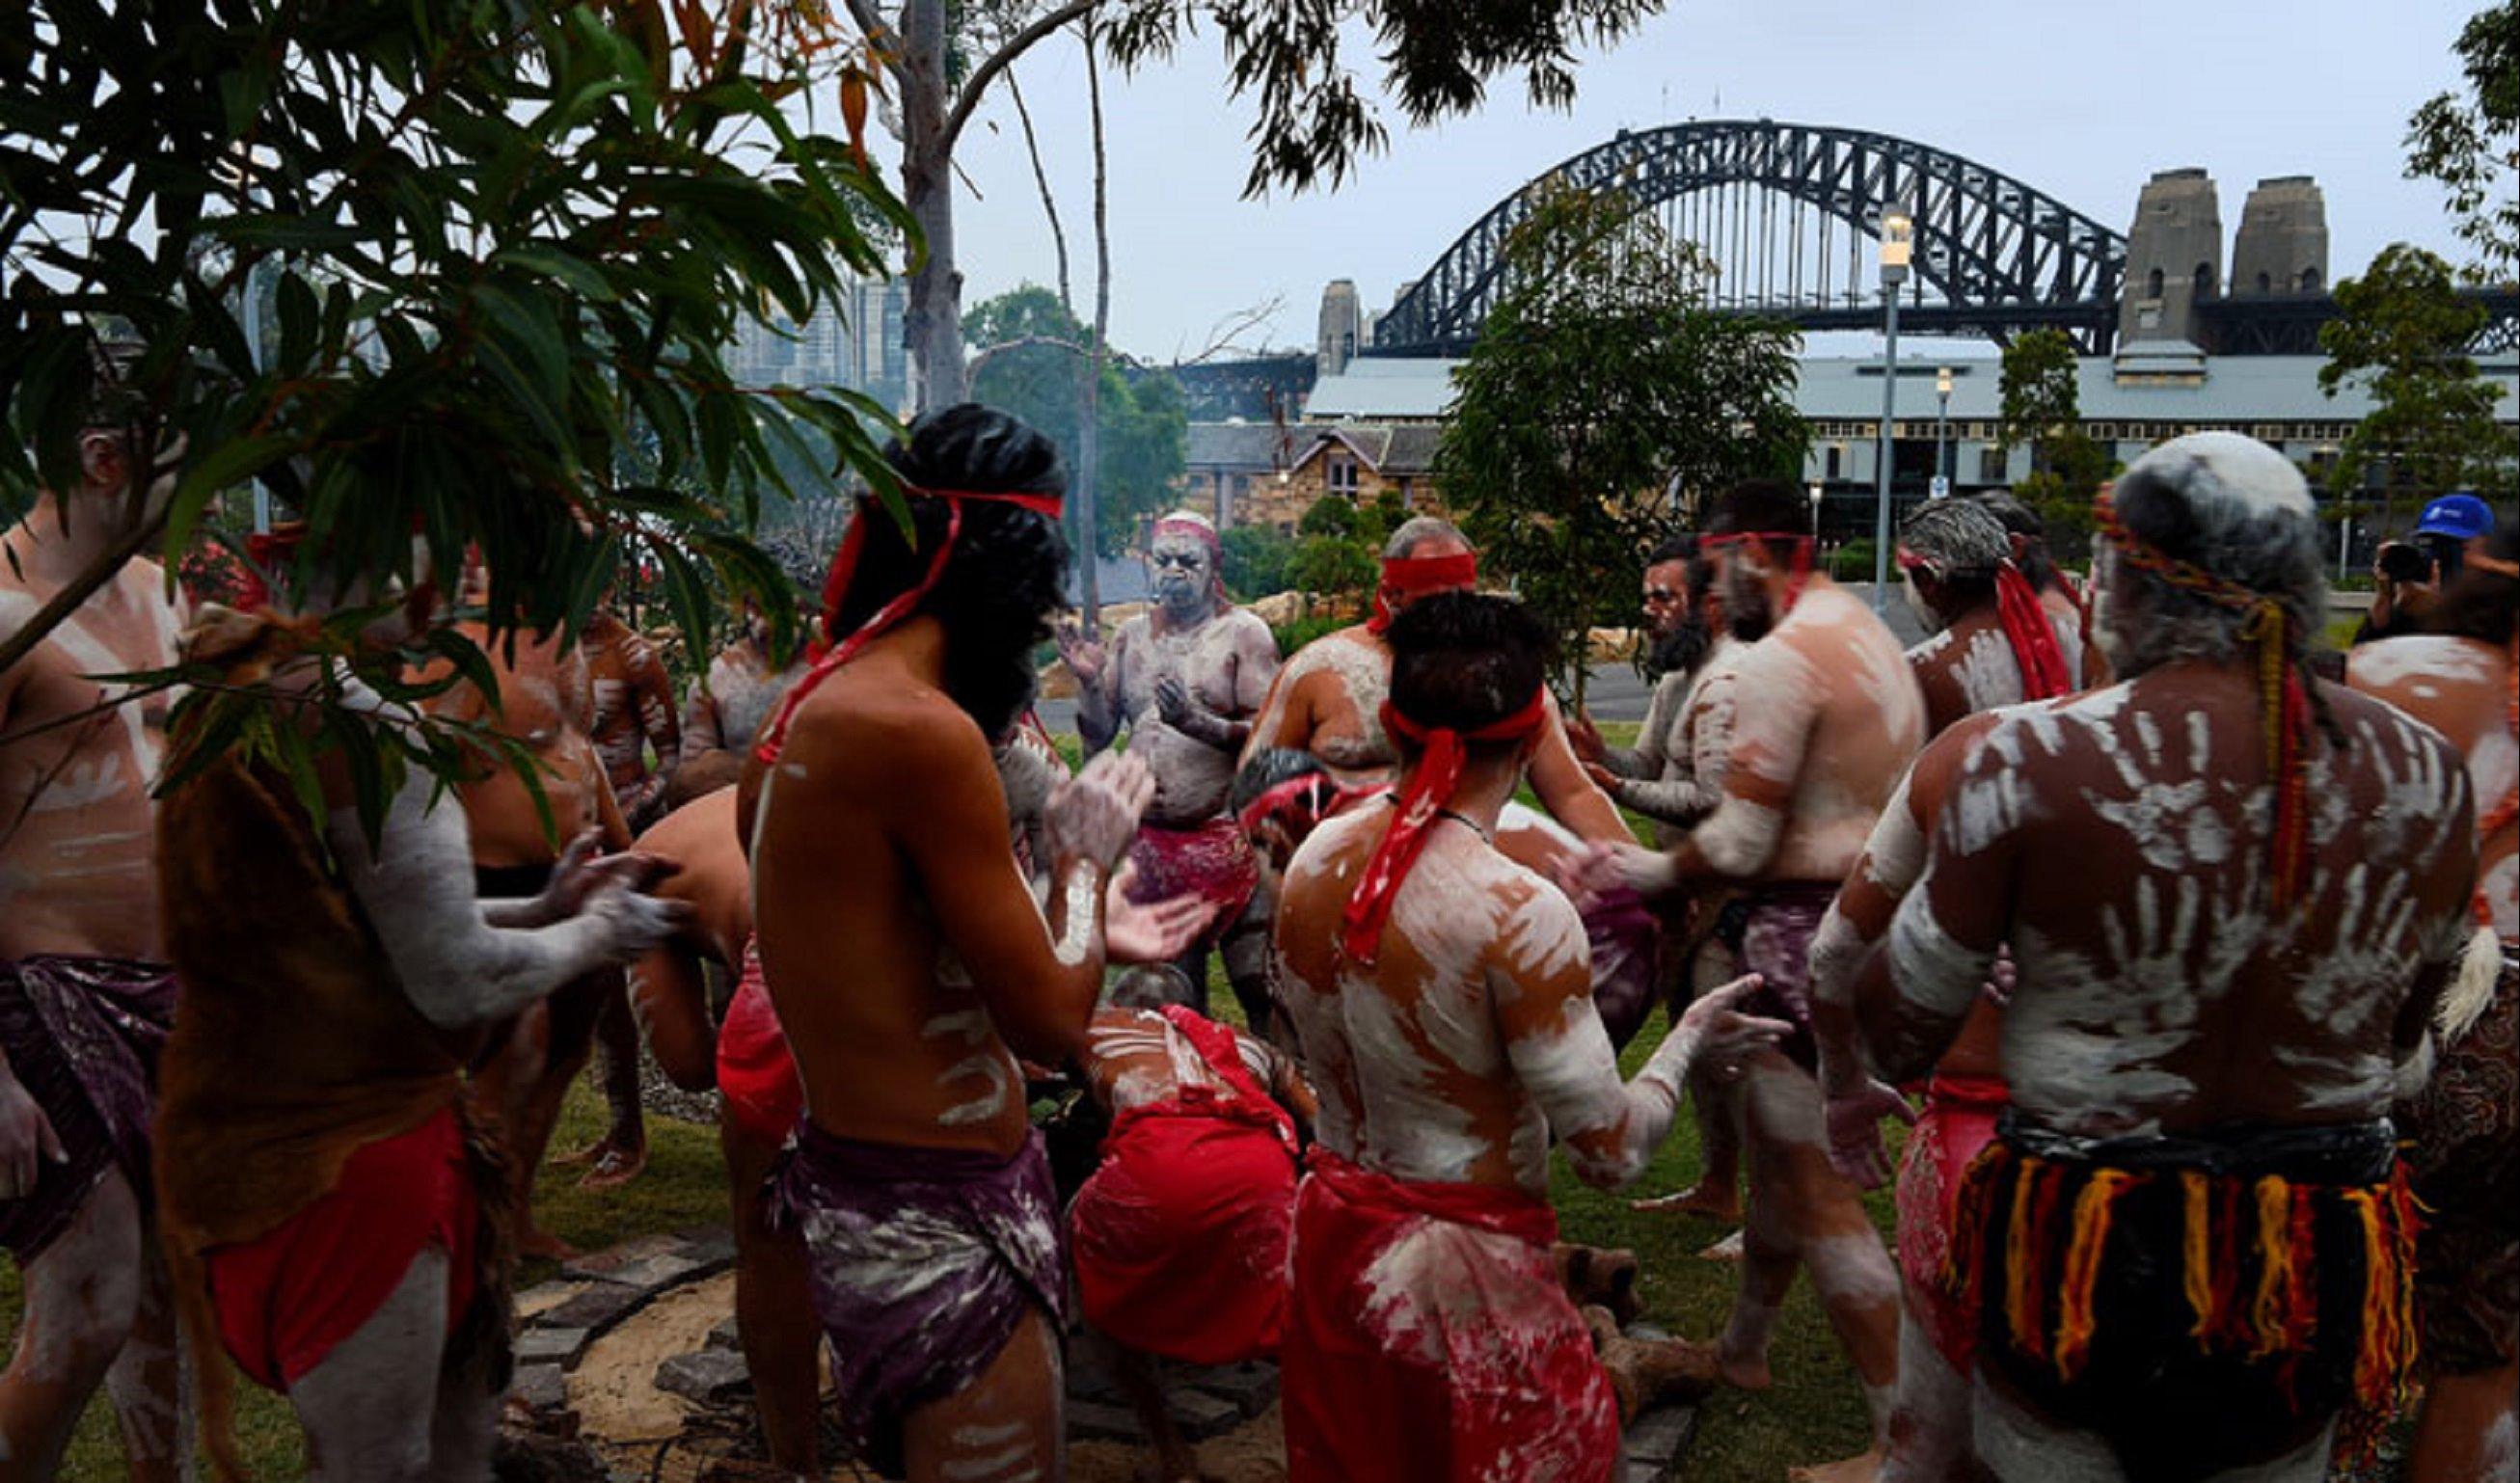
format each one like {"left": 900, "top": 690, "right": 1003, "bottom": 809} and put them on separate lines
{"left": 770, "top": 1121, "right": 1069, "bottom": 1473}
{"left": 1717, "top": 882, "right": 1838, "bottom": 1069}
{"left": 1583, "top": 884, "right": 1661, "bottom": 1050}
{"left": 0, "top": 956, "right": 176, "bottom": 1260}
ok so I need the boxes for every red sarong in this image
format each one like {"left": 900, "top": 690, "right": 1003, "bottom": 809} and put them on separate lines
{"left": 1283, "top": 1151, "right": 1619, "bottom": 1483}
{"left": 1127, "top": 815, "right": 1260, "bottom": 948}
{"left": 1072, "top": 1008, "right": 1299, "bottom": 1364}
{"left": 718, "top": 941, "right": 802, "bottom": 1147}
{"left": 1895, "top": 1072, "right": 2008, "bottom": 1369}
{"left": 203, "top": 1107, "right": 478, "bottom": 1390}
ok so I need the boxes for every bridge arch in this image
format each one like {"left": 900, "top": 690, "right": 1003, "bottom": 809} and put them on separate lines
{"left": 1373, "top": 119, "right": 2130, "bottom": 355}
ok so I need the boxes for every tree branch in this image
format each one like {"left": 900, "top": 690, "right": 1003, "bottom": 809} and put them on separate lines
{"left": 844, "top": 0, "right": 909, "bottom": 85}
{"left": 966, "top": 333, "right": 1089, "bottom": 381}
{"left": 1006, "top": 68, "right": 1072, "bottom": 314}
{"left": 941, "top": 0, "right": 1100, "bottom": 157}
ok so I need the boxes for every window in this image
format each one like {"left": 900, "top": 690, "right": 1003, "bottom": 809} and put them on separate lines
{"left": 1979, "top": 446, "right": 2009, "bottom": 483}
{"left": 1327, "top": 457, "right": 1359, "bottom": 498}
{"left": 2147, "top": 267, "right": 2165, "bottom": 299}
{"left": 2298, "top": 267, "right": 2321, "bottom": 293}
{"left": 2257, "top": 272, "right": 2272, "bottom": 295}
{"left": 1395, "top": 477, "right": 1415, "bottom": 507}
{"left": 1825, "top": 445, "right": 1842, "bottom": 480}
{"left": 2193, "top": 262, "right": 2215, "bottom": 298}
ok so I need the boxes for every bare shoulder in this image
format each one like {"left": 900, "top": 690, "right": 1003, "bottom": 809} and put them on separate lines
{"left": 1484, "top": 854, "right": 1586, "bottom": 981}
{"left": 781, "top": 668, "right": 991, "bottom": 788}
{"left": 1217, "top": 607, "right": 1277, "bottom": 647}
{"left": 2348, "top": 634, "right": 2506, "bottom": 700}
{"left": 2322, "top": 677, "right": 2465, "bottom": 771}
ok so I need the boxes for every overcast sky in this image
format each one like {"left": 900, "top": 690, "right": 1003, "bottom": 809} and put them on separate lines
{"left": 920, "top": 0, "right": 2482, "bottom": 363}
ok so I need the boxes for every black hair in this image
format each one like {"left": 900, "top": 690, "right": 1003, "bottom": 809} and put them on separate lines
{"left": 1232, "top": 747, "right": 1331, "bottom": 814}
{"left": 829, "top": 404, "right": 1070, "bottom": 740}
{"left": 1971, "top": 491, "right": 2060, "bottom": 591}
{"left": 1645, "top": 534, "right": 1696, "bottom": 568}
{"left": 2376, "top": 542, "right": 2433, "bottom": 585}
{"left": 1385, "top": 591, "right": 1554, "bottom": 756}
{"left": 2426, "top": 526, "right": 2518, "bottom": 646}
{"left": 1705, "top": 480, "right": 1809, "bottom": 540}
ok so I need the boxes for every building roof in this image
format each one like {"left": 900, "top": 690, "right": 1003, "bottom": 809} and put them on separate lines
{"left": 1303, "top": 358, "right": 1460, "bottom": 421}
{"left": 1294, "top": 349, "right": 2520, "bottom": 427}
{"left": 1184, "top": 420, "right": 1301, "bottom": 471}
{"left": 1284, "top": 423, "right": 1447, "bottom": 477}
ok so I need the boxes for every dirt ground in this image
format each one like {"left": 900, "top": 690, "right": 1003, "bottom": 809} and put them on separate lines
{"left": 1069, "top": 1406, "right": 1288, "bottom": 1483}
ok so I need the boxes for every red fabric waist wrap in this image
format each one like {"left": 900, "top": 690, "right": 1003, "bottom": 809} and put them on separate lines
{"left": 718, "top": 940, "right": 802, "bottom": 1147}
{"left": 1283, "top": 1150, "right": 1616, "bottom": 1482}
{"left": 203, "top": 1106, "right": 477, "bottom": 1391}
{"left": 1071, "top": 1067, "right": 1299, "bottom": 1364}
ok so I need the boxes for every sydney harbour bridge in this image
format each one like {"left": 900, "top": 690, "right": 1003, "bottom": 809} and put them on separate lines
{"left": 1177, "top": 118, "right": 2519, "bottom": 417}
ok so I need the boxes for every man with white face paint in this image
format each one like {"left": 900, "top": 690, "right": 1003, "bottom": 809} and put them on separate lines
{"left": 1059, "top": 510, "right": 1281, "bottom": 1022}
{"left": 0, "top": 344, "right": 189, "bottom": 1481}
{"left": 1852, "top": 433, "right": 2477, "bottom": 1483}
{"left": 1569, "top": 478, "right": 1923, "bottom": 1483}
{"left": 2348, "top": 526, "right": 2519, "bottom": 1483}
{"left": 1273, "top": 591, "right": 1785, "bottom": 1483}
{"left": 152, "top": 528, "right": 684, "bottom": 1482}
{"left": 743, "top": 405, "right": 1155, "bottom": 1483}
{"left": 1896, "top": 498, "right": 2081, "bottom": 739}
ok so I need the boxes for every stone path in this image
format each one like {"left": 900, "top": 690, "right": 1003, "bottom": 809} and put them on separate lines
{"left": 502, "top": 1227, "right": 1702, "bottom": 1481}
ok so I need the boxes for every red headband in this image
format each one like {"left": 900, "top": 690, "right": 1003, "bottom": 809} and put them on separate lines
{"left": 1234, "top": 771, "right": 1374, "bottom": 842}
{"left": 1993, "top": 562, "right": 2073, "bottom": 701}
{"left": 1368, "top": 551, "right": 1479, "bottom": 634}
{"left": 755, "top": 484, "right": 1066, "bottom": 765}
{"left": 1340, "top": 689, "right": 1550, "bottom": 964}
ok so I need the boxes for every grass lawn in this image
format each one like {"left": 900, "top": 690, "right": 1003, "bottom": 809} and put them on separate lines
{"left": 13, "top": 719, "right": 1883, "bottom": 1479}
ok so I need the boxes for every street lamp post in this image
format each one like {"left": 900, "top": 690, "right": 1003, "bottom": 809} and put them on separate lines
{"left": 1935, "top": 365, "right": 1954, "bottom": 497}
{"left": 1872, "top": 204, "right": 1912, "bottom": 611}
{"left": 1807, "top": 481, "right": 1824, "bottom": 545}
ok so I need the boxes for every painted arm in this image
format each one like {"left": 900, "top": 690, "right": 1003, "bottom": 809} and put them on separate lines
{"left": 632, "top": 634, "right": 682, "bottom": 775}
{"left": 678, "top": 672, "right": 724, "bottom": 765}
{"left": 1599, "top": 674, "right": 1680, "bottom": 780}
{"left": 1064, "top": 623, "right": 1125, "bottom": 754}
{"left": 1609, "top": 669, "right": 1735, "bottom": 826}
{"left": 0, "top": 640, "right": 59, "bottom": 1198}
{"left": 1490, "top": 886, "right": 1784, "bottom": 1189}
{"left": 1667, "top": 640, "right": 1819, "bottom": 884}
{"left": 1857, "top": 738, "right": 2019, "bottom": 1085}
{"left": 326, "top": 774, "right": 680, "bottom": 1032}
{"left": 1528, "top": 697, "right": 1636, "bottom": 846}
{"left": 2396, "top": 760, "right": 2479, "bottom": 1095}
{"left": 1240, "top": 654, "right": 1317, "bottom": 764}
{"left": 892, "top": 725, "right": 1151, "bottom": 1066}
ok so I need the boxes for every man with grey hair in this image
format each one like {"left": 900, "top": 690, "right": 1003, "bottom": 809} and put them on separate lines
{"left": 1896, "top": 499, "right": 2082, "bottom": 738}
{"left": 1843, "top": 433, "right": 2476, "bottom": 1483}
{"left": 1058, "top": 510, "right": 1281, "bottom": 1020}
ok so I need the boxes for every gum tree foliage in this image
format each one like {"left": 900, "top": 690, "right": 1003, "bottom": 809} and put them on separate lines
{"left": 962, "top": 284, "right": 1185, "bottom": 559}
{"left": 1433, "top": 185, "right": 1805, "bottom": 703}
{"left": 1996, "top": 327, "right": 2107, "bottom": 557}
{"left": 846, "top": 0, "right": 1672, "bottom": 408}
{"left": 0, "top": 2, "right": 908, "bottom": 844}
{"left": 2406, "top": 0, "right": 2519, "bottom": 284}
{"left": 2318, "top": 243, "right": 2509, "bottom": 526}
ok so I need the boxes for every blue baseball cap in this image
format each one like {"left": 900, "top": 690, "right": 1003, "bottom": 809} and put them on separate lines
{"left": 2415, "top": 493, "right": 2494, "bottom": 542}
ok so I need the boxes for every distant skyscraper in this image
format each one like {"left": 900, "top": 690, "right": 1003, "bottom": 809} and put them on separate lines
{"left": 725, "top": 277, "right": 909, "bottom": 415}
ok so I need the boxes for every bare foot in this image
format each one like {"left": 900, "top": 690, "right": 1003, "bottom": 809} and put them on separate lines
{"left": 519, "top": 1227, "right": 580, "bottom": 1262}
{"left": 1629, "top": 1182, "right": 1743, "bottom": 1222}
{"left": 1584, "top": 1305, "right": 1718, "bottom": 1423}
{"left": 1697, "top": 1230, "right": 1745, "bottom": 1263}
{"left": 1787, "top": 1447, "right": 1883, "bottom": 1483}
{"left": 576, "top": 1142, "right": 647, "bottom": 1191}
{"left": 1717, "top": 1336, "right": 1773, "bottom": 1391}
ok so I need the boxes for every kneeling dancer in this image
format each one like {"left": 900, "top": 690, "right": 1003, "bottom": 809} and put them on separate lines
{"left": 1272, "top": 592, "right": 1785, "bottom": 1483}
{"left": 1856, "top": 434, "right": 2477, "bottom": 1483}
{"left": 745, "top": 405, "right": 1152, "bottom": 1482}
{"left": 153, "top": 584, "right": 681, "bottom": 1478}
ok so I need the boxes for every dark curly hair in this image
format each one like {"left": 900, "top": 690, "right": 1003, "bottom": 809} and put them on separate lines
{"left": 829, "top": 404, "right": 1070, "bottom": 739}
{"left": 1232, "top": 746, "right": 1332, "bottom": 815}
{"left": 1386, "top": 591, "right": 1556, "bottom": 760}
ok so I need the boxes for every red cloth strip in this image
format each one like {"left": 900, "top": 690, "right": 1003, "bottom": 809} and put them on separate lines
{"left": 1994, "top": 562, "right": 2073, "bottom": 700}
{"left": 1368, "top": 552, "right": 1478, "bottom": 634}
{"left": 1339, "top": 690, "right": 1549, "bottom": 964}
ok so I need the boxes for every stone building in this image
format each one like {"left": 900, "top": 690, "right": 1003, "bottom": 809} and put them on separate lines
{"left": 1179, "top": 419, "right": 1450, "bottom": 532}
{"left": 2119, "top": 168, "right": 2224, "bottom": 346}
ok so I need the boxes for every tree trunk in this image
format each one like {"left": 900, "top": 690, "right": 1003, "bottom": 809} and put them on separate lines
{"left": 1072, "top": 20, "right": 1111, "bottom": 627}
{"left": 900, "top": 0, "right": 966, "bottom": 411}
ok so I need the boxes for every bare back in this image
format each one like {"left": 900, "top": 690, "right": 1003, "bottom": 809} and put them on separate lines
{"left": 1694, "top": 582, "right": 1925, "bottom": 884}
{"left": 1894, "top": 670, "right": 2476, "bottom": 1138}
{"left": 2349, "top": 634, "right": 2517, "bottom": 938}
{"left": 1906, "top": 604, "right": 2083, "bottom": 742}
{"left": 0, "top": 557, "right": 183, "bottom": 960}
{"left": 1079, "top": 1006, "right": 1291, "bottom": 1117}
{"left": 430, "top": 626, "right": 611, "bottom": 867}
{"left": 1246, "top": 626, "right": 1394, "bottom": 784}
